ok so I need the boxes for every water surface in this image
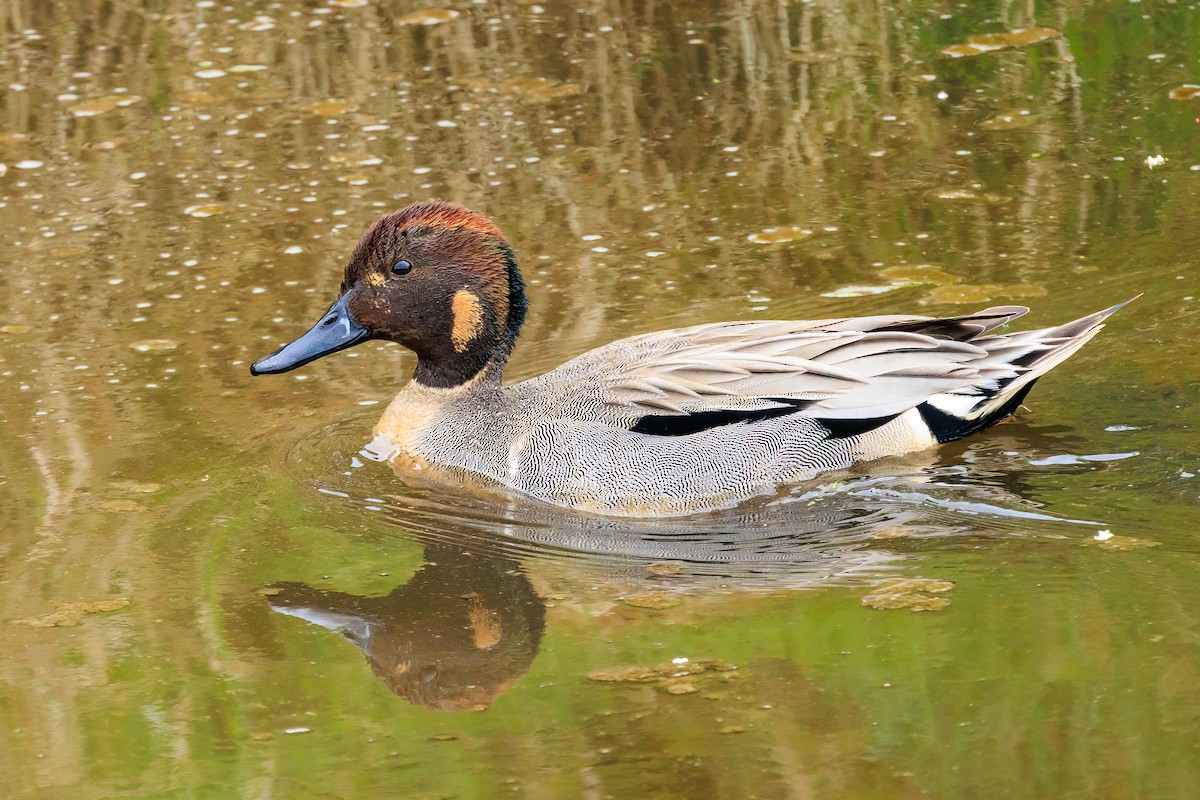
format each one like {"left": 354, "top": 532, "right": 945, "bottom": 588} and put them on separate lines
{"left": 1, "top": 1, "right": 1198, "bottom": 798}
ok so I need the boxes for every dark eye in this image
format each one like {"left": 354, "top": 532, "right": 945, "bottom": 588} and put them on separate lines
{"left": 390, "top": 259, "right": 412, "bottom": 276}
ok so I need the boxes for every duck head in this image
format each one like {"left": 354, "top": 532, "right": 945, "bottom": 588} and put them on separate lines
{"left": 250, "top": 200, "right": 527, "bottom": 388}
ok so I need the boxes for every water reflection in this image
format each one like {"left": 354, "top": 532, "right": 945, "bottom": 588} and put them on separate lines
{"left": 267, "top": 434, "right": 1105, "bottom": 706}
{"left": 268, "top": 542, "right": 544, "bottom": 711}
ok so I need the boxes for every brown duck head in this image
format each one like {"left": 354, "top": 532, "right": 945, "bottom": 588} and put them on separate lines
{"left": 251, "top": 200, "right": 527, "bottom": 388}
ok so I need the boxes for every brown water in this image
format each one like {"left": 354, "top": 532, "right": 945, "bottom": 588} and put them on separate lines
{"left": 1, "top": 1, "right": 1199, "bottom": 798}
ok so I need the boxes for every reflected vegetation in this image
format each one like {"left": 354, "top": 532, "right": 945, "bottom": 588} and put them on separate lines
{"left": 1, "top": 0, "right": 1199, "bottom": 798}
{"left": 941, "top": 26, "right": 1062, "bottom": 58}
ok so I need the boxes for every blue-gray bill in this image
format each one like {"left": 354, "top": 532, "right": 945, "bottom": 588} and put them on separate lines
{"left": 250, "top": 293, "right": 370, "bottom": 375}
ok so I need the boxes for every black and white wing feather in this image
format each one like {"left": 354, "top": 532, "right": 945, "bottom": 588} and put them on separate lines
{"left": 540, "top": 303, "right": 1127, "bottom": 441}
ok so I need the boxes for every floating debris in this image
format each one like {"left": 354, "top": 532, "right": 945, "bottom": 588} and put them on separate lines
{"left": 111, "top": 480, "right": 164, "bottom": 494}
{"left": 925, "top": 283, "right": 1047, "bottom": 304}
{"left": 870, "top": 525, "right": 915, "bottom": 540}
{"left": 98, "top": 500, "right": 144, "bottom": 512}
{"left": 821, "top": 285, "right": 906, "bottom": 299}
{"left": 747, "top": 225, "right": 815, "bottom": 245}
{"left": 1168, "top": 85, "right": 1200, "bottom": 101}
{"left": 67, "top": 95, "right": 142, "bottom": 118}
{"left": 328, "top": 152, "right": 383, "bottom": 167}
{"left": 587, "top": 658, "right": 736, "bottom": 684}
{"left": 890, "top": 578, "right": 953, "bottom": 593}
{"left": 500, "top": 76, "right": 580, "bottom": 101}
{"left": 823, "top": 265, "right": 960, "bottom": 299}
{"left": 931, "top": 188, "right": 1009, "bottom": 203}
{"left": 664, "top": 682, "right": 698, "bottom": 695}
{"left": 1029, "top": 451, "right": 1139, "bottom": 466}
{"left": 11, "top": 597, "right": 131, "bottom": 628}
{"left": 942, "top": 27, "right": 1062, "bottom": 58}
{"left": 184, "top": 203, "right": 229, "bottom": 218}
{"left": 396, "top": 8, "right": 461, "bottom": 26}
{"left": 862, "top": 578, "right": 953, "bottom": 612}
{"left": 621, "top": 591, "right": 681, "bottom": 610}
{"left": 589, "top": 665, "right": 657, "bottom": 682}
{"left": 130, "top": 339, "right": 180, "bottom": 352}
{"left": 238, "top": 16, "right": 276, "bottom": 31}
{"left": 978, "top": 108, "right": 1034, "bottom": 130}
{"left": 88, "top": 138, "right": 131, "bottom": 151}
{"left": 1087, "top": 533, "right": 1159, "bottom": 552}
{"left": 302, "top": 99, "right": 356, "bottom": 118}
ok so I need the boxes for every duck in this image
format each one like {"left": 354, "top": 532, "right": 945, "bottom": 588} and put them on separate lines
{"left": 251, "top": 200, "right": 1131, "bottom": 517}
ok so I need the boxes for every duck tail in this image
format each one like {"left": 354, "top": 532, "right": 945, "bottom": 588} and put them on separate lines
{"left": 917, "top": 296, "right": 1138, "bottom": 443}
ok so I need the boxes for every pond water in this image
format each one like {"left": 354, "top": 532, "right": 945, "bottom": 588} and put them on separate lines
{"left": 1, "top": 1, "right": 1198, "bottom": 797}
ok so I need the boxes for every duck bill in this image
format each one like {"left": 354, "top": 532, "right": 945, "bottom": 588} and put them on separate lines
{"left": 250, "top": 294, "right": 370, "bottom": 375}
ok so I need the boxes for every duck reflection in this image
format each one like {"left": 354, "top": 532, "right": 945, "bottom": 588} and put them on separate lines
{"left": 267, "top": 543, "right": 544, "bottom": 711}
{"left": 267, "top": 424, "right": 1104, "bottom": 709}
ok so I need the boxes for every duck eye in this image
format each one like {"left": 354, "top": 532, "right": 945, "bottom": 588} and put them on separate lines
{"left": 390, "top": 259, "right": 412, "bottom": 276}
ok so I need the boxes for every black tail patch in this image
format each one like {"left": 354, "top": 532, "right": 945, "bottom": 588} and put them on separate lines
{"left": 917, "top": 380, "right": 1037, "bottom": 444}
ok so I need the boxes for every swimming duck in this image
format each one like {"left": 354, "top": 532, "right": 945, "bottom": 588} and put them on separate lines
{"left": 252, "top": 200, "right": 1130, "bottom": 516}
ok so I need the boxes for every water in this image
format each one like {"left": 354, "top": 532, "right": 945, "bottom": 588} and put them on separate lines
{"left": 1, "top": 1, "right": 1198, "bottom": 798}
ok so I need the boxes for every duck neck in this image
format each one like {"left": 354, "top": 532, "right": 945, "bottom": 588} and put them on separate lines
{"left": 412, "top": 348, "right": 505, "bottom": 390}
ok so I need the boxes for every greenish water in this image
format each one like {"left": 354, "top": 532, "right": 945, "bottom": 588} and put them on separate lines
{"left": 1, "top": 1, "right": 1198, "bottom": 798}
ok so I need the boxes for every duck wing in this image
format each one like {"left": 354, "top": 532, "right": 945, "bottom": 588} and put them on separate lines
{"left": 537, "top": 303, "right": 1124, "bottom": 441}
{"left": 599, "top": 321, "right": 1002, "bottom": 419}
